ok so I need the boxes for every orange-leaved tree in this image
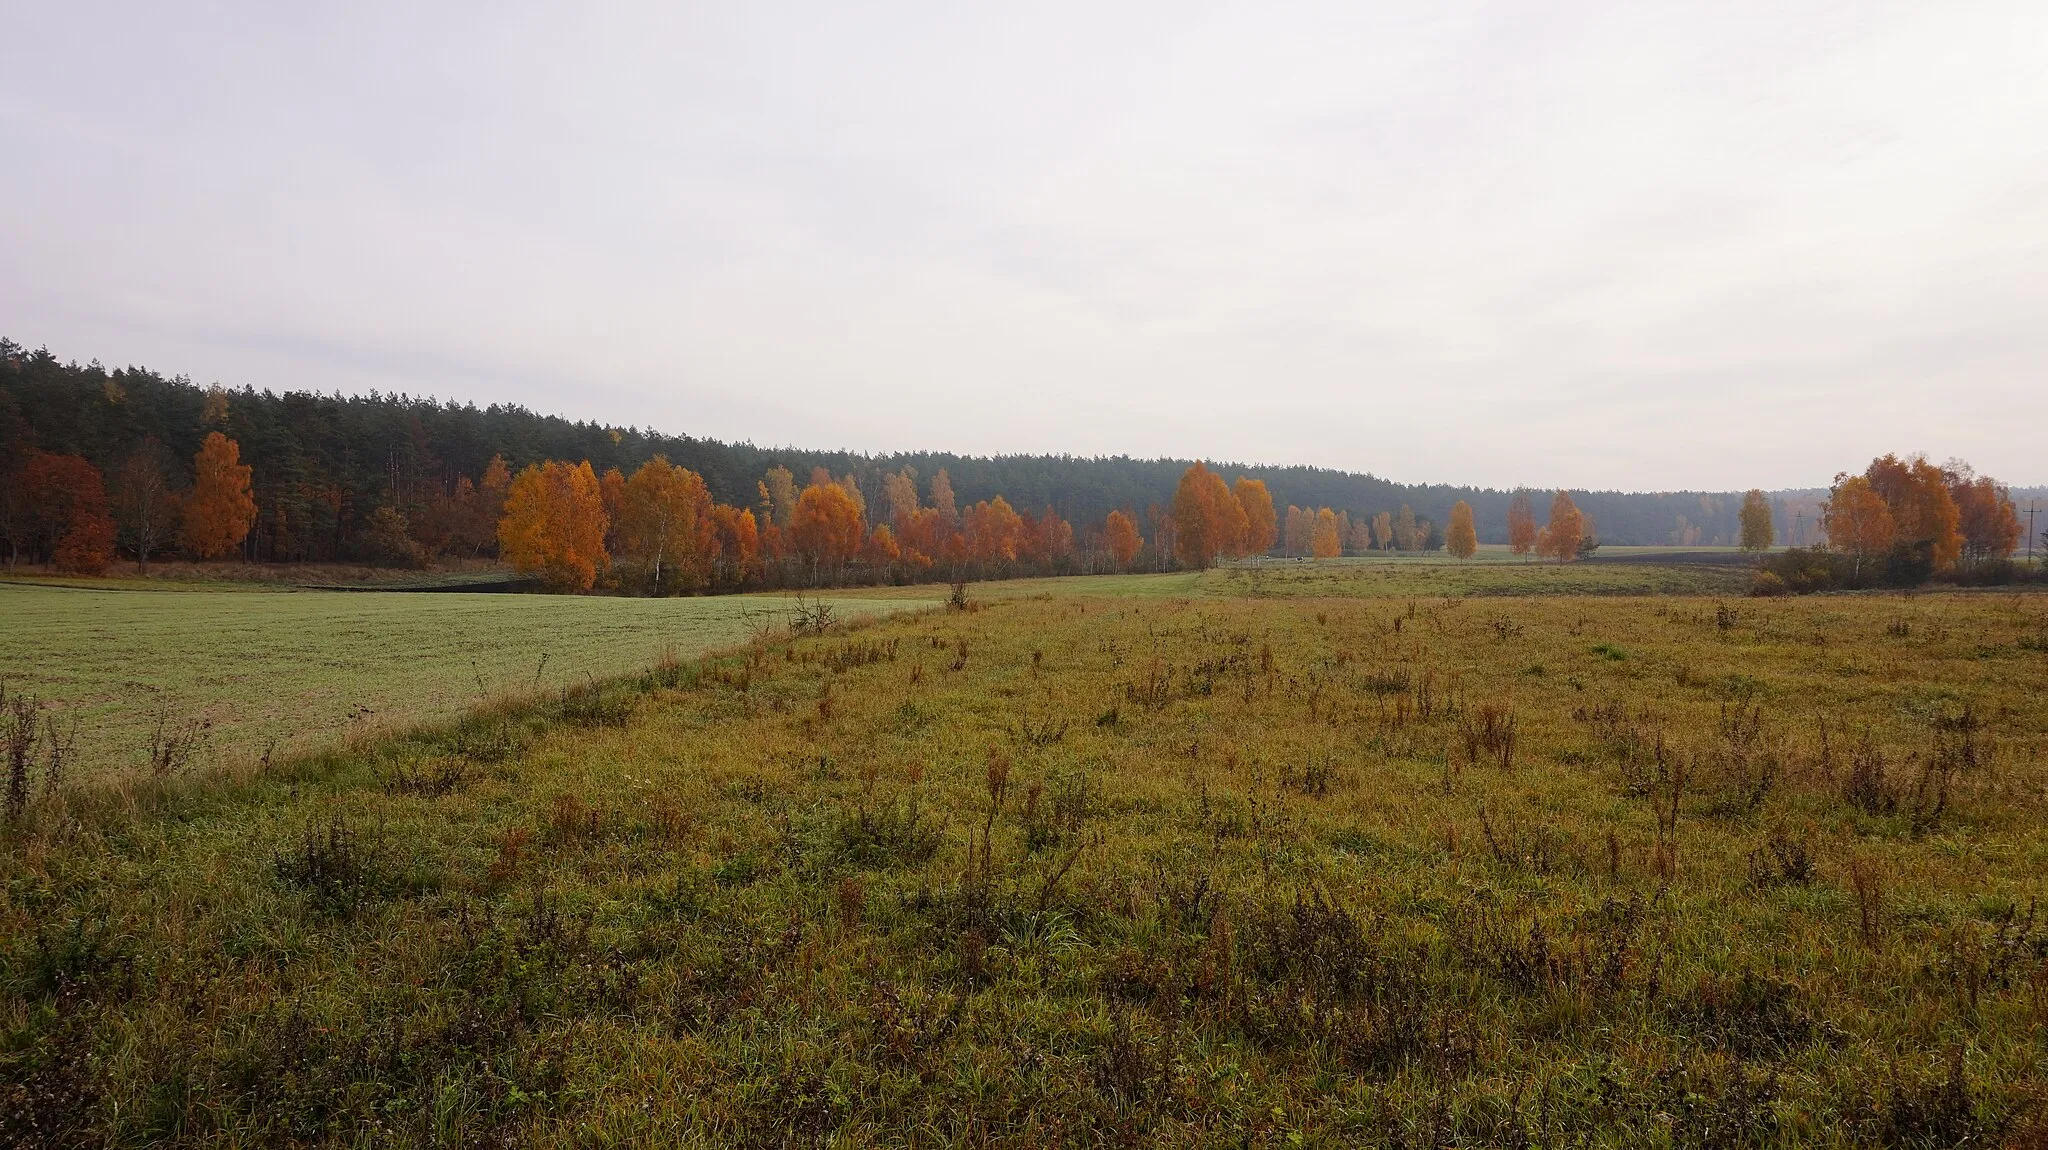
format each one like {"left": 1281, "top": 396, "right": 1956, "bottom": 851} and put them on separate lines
{"left": 1446, "top": 500, "right": 1477, "bottom": 559}
{"left": 498, "top": 460, "right": 610, "bottom": 592}
{"left": 1943, "top": 463, "right": 2020, "bottom": 565}
{"left": 180, "top": 432, "right": 257, "bottom": 560}
{"left": 1738, "top": 490, "right": 1774, "bottom": 552}
{"left": 1864, "top": 454, "right": 1960, "bottom": 569}
{"left": 864, "top": 524, "right": 901, "bottom": 566}
{"left": 791, "top": 480, "right": 865, "bottom": 574}
{"left": 614, "top": 456, "right": 716, "bottom": 594}
{"left": 1104, "top": 510, "right": 1142, "bottom": 571}
{"left": 1233, "top": 477, "right": 1277, "bottom": 557}
{"left": 1171, "top": 462, "right": 1246, "bottom": 568}
{"left": 1823, "top": 474, "right": 1893, "bottom": 580}
{"left": 1536, "top": 490, "right": 1586, "bottom": 563}
{"left": 1506, "top": 490, "right": 1537, "bottom": 557}
{"left": 1310, "top": 508, "right": 1342, "bottom": 558}
{"left": 1020, "top": 505, "right": 1074, "bottom": 566}
{"left": 709, "top": 504, "right": 759, "bottom": 587}
{"left": 964, "top": 496, "right": 1024, "bottom": 567}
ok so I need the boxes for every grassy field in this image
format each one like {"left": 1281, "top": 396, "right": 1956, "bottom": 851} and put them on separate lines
{"left": 0, "top": 584, "right": 931, "bottom": 773}
{"left": 5, "top": 573, "right": 2048, "bottom": 1145}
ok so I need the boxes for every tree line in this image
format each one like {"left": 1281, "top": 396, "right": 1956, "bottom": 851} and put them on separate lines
{"left": 4, "top": 338, "right": 1798, "bottom": 564}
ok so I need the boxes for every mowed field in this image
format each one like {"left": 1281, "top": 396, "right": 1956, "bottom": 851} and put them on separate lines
{"left": 5, "top": 568, "right": 2048, "bottom": 1146}
{"left": 0, "top": 583, "right": 931, "bottom": 772}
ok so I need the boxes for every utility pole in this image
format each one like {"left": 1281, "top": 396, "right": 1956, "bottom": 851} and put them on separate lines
{"left": 2024, "top": 501, "right": 2042, "bottom": 567}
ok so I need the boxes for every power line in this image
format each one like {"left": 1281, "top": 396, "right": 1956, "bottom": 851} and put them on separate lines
{"left": 2023, "top": 500, "right": 2043, "bottom": 567}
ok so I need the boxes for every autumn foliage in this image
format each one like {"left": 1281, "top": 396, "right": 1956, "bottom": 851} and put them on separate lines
{"left": 498, "top": 460, "right": 609, "bottom": 591}
{"left": 1233, "top": 478, "right": 1277, "bottom": 556}
{"left": 1446, "top": 500, "right": 1477, "bottom": 559}
{"left": 1820, "top": 453, "right": 2019, "bottom": 579}
{"left": 18, "top": 451, "right": 116, "bottom": 574}
{"left": 1171, "top": 463, "right": 1249, "bottom": 568}
{"left": 1534, "top": 491, "right": 1588, "bottom": 563}
{"left": 1506, "top": 491, "right": 1537, "bottom": 557}
{"left": 1103, "top": 510, "right": 1142, "bottom": 571}
{"left": 610, "top": 456, "right": 716, "bottom": 593}
{"left": 1824, "top": 475, "right": 1893, "bottom": 578}
{"left": 1738, "top": 490, "right": 1774, "bottom": 552}
{"left": 179, "top": 432, "right": 258, "bottom": 560}
{"left": 791, "top": 481, "right": 866, "bottom": 571}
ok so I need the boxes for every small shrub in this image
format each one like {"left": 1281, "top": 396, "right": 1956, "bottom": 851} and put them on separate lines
{"left": 145, "top": 700, "right": 211, "bottom": 776}
{"left": 273, "top": 821, "right": 390, "bottom": 916}
{"left": 1458, "top": 704, "right": 1517, "bottom": 771}
{"left": 829, "top": 796, "right": 942, "bottom": 870}
{"left": 383, "top": 754, "right": 469, "bottom": 797}
{"left": 4, "top": 685, "right": 38, "bottom": 823}
{"left": 1760, "top": 546, "right": 1849, "bottom": 594}
{"left": 1745, "top": 830, "right": 1815, "bottom": 887}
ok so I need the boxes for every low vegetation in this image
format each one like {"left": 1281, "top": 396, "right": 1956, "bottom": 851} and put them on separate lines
{"left": 5, "top": 574, "right": 2046, "bottom": 1145}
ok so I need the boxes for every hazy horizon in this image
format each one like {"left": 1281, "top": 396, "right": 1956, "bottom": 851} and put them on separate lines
{"left": 6, "top": 3, "right": 2045, "bottom": 490}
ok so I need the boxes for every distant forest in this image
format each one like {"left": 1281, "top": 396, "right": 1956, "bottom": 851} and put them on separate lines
{"left": 2, "top": 338, "right": 1770, "bottom": 562}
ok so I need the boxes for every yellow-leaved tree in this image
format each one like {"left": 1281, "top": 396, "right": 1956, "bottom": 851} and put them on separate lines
{"left": 1738, "top": 489, "right": 1774, "bottom": 552}
{"left": 615, "top": 456, "right": 716, "bottom": 594}
{"left": 1536, "top": 490, "right": 1586, "bottom": 563}
{"left": 1446, "top": 500, "right": 1478, "bottom": 559}
{"left": 1310, "top": 507, "right": 1342, "bottom": 558}
{"left": 1233, "top": 477, "right": 1277, "bottom": 557}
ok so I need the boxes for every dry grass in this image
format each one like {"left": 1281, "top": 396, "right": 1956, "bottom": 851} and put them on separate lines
{"left": 3, "top": 583, "right": 2046, "bottom": 1145}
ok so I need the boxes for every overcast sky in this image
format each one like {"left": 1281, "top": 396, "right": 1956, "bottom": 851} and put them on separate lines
{"left": 5, "top": 2, "right": 2045, "bottom": 490}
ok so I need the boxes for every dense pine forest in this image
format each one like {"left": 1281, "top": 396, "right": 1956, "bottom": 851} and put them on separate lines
{"left": 2, "top": 337, "right": 1762, "bottom": 566}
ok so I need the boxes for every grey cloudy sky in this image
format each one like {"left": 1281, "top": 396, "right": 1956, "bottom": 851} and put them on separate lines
{"left": 5, "top": 2, "right": 2045, "bottom": 490}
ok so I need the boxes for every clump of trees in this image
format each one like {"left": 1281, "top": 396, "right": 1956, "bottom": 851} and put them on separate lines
{"left": 1, "top": 433, "right": 259, "bottom": 575}
{"left": 1754, "top": 454, "right": 2028, "bottom": 594}
{"left": 1497, "top": 489, "right": 1596, "bottom": 563}
{"left": 487, "top": 457, "right": 1115, "bottom": 593}
{"left": 1273, "top": 500, "right": 1442, "bottom": 559}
